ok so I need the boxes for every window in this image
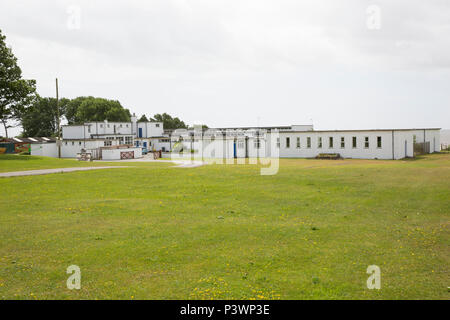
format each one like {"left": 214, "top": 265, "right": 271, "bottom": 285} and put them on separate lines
{"left": 329, "top": 137, "right": 333, "bottom": 148}
{"left": 307, "top": 137, "right": 311, "bottom": 148}
{"left": 65, "top": 141, "right": 67, "bottom": 146}
{"left": 72, "top": 141, "right": 75, "bottom": 146}
{"left": 296, "top": 137, "right": 300, "bottom": 148}
{"left": 254, "top": 139, "right": 261, "bottom": 149}
{"left": 126, "top": 124, "right": 129, "bottom": 128}
{"left": 238, "top": 141, "right": 244, "bottom": 149}
{"left": 276, "top": 137, "right": 280, "bottom": 148}
{"left": 318, "top": 137, "right": 322, "bottom": 148}
{"left": 156, "top": 124, "right": 160, "bottom": 127}
{"left": 413, "top": 135, "right": 417, "bottom": 144}
{"left": 100, "top": 124, "right": 103, "bottom": 128}
{"left": 377, "top": 136, "right": 382, "bottom": 148}
{"left": 87, "top": 126, "right": 91, "bottom": 133}
{"left": 79, "top": 141, "right": 82, "bottom": 146}
{"left": 364, "top": 137, "right": 369, "bottom": 148}
{"left": 107, "top": 124, "right": 110, "bottom": 128}
{"left": 125, "top": 136, "right": 133, "bottom": 144}
{"left": 352, "top": 136, "right": 357, "bottom": 148}
{"left": 286, "top": 137, "right": 290, "bottom": 148}
{"left": 340, "top": 137, "right": 345, "bottom": 148}
{"left": 119, "top": 124, "right": 123, "bottom": 128}
{"left": 104, "top": 140, "right": 112, "bottom": 146}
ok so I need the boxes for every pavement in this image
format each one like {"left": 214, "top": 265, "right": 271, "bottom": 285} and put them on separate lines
{"left": 0, "top": 159, "right": 205, "bottom": 178}
{"left": 0, "top": 166, "right": 129, "bottom": 178}
{"left": 94, "top": 158, "right": 205, "bottom": 168}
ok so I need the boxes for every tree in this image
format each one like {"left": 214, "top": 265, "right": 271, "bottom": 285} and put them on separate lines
{"left": 150, "top": 113, "right": 188, "bottom": 129}
{"left": 0, "top": 29, "right": 36, "bottom": 137}
{"left": 65, "top": 96, "right": 131, "bottom": 124}
{"left": 138, "top": 114, "right": 149, "bottom": 122}
{"left": 65, "top": 96, "right": 89, "bottom": 124}
{"left": 21, "top": 96, "right": 70, "bottom": 137}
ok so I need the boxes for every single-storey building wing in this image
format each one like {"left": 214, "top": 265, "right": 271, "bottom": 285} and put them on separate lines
{"left": 169, "top": 126, "right": 440, "bottom": 160}
{"left": 1, "top": 137, "right": 56, "bottom": 155}
{"left": 273, "top": 128, "right": 440, "bottom": 160}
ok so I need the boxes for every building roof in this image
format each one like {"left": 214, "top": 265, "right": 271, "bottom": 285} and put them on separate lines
{"left": 62, "top": 121, "right": 162, "bottom": 127}
{"left": 285, "top": 128, "right": 442, "bottom": 133}
{"left": 212, "top": 126, "right": 293, "bottom": 130}
{"left": 90, "top": 133, "right": 133, "bottom": 136}
{"left": 1, "top": 137, "right": 56, "bottom": 144}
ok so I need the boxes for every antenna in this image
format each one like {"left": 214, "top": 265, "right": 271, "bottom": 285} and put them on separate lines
{"left": 56, "top": 78, "right": 61, "bottom": 158}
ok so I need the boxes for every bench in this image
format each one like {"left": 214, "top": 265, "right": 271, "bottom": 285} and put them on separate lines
{"left": 315, "top": 153, "right": 341, "bottom": 160}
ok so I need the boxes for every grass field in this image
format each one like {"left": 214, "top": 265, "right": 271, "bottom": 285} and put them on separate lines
{"left": 0, "top": 154, "right": 449, "bottom": 299}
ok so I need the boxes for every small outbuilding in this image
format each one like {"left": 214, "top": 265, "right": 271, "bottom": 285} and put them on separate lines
{"left": 1, "top": 137, "right": 56, "bottom": 154}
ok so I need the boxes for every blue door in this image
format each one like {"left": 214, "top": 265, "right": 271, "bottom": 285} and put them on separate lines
{"left": 143, "top": 142, "right": 147, "bottom": 148}
{"left": 138, "top": 127, "right": 143, "bottom": 138}
{"left": 233, "top": 141, "right": 237, "bottom": 158}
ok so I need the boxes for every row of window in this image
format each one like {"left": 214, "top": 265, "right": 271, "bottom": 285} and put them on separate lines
{"left": 103, "top": 136, "right": 133, "bottom": 147}
{"left": 64, "top": 136, "right": 134, "bottom": 147}
{"left": 65, "top": 141, "right": 83, "bottom": 146}
{"left": 88, "top": 123, "right": 157, "bottom": 133}
{"left": 279, "top": 136, "right": 382, "bottom": 149}
{"left": 97, "top": 123, "right": 160, "bottom": 129}
{"left": 103, "top": 136, "right": 133, "bottom": 146}
{"left": 99, "top": 123, "right": 130, "bottom": 129}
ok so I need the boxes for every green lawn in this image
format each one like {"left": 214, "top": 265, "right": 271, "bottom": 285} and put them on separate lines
{"left": 0, "top": 154, "right": 449, "bottom": 299}
{"left": 0, "top": 154, "right": 172, "bottom": 173}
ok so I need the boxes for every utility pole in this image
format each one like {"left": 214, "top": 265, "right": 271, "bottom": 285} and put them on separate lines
{"left": 56, "top": 78, "right": 61, "bottom": 158}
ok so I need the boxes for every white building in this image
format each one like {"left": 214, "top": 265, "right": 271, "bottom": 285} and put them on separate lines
{"left": 169, "top": 125, "right": 441, "bottom": 160}
{"left": 31, "top": 117, "right": 441, "bottom": 160}
{"left": 31, "top": 114, "right": 167, "bottom": 160}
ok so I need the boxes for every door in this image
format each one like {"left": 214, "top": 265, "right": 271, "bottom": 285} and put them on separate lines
{"left": 245, "top": 137, "right": 249, "bottom": 158}
{"left": 138, "top": 127, "right": 143, "bottom": 138}
{"left": 233, "top": 140, "right": 237, "bottom": 158}
{"left": 405, "top": 140, "right": 407, "bottom": 157}
{"left": 143, "top": 141, "right": 147, "bottom": 148}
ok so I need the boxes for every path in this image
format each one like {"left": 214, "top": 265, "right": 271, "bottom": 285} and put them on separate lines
{"left": 0, "top": 166, "right": 129, "bottom": 178}
{"left": 94, "top": 158, "right": 205, "bottom": 168}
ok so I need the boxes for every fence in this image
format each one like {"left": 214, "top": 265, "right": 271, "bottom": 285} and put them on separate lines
{"left": 413, "top": 142, "right": 430, "bottom": 156}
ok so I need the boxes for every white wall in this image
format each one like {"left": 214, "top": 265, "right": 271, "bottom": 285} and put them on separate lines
{"left": 278, "top": 131, "right": 394, "bottom": 159}
{"left": 152, "top": 138, "right": 171, "bottom": 152}
{"left": 137, "top": 122, "right": 164, "bottom": 138}
{"left": 31, "top": 143, "right": 58, "bottom": 157}
{"left": 61, "top": 140, "right": 104, "bottom": 158}
{"left": 102, "top": 147, "right": 142, "bottom": 160}
{"left": 276, "top": 129, "right": 440, "bottom": 160}
{"left": 63, "top": 122, "right": 138, "bottom": 139}
{"left": 62, "top": 126, "right": 85, "bottom": 139}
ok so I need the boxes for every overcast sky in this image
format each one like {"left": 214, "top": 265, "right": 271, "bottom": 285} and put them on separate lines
{"left": 1, "top": 0, "right": 449, "bottom": 136}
